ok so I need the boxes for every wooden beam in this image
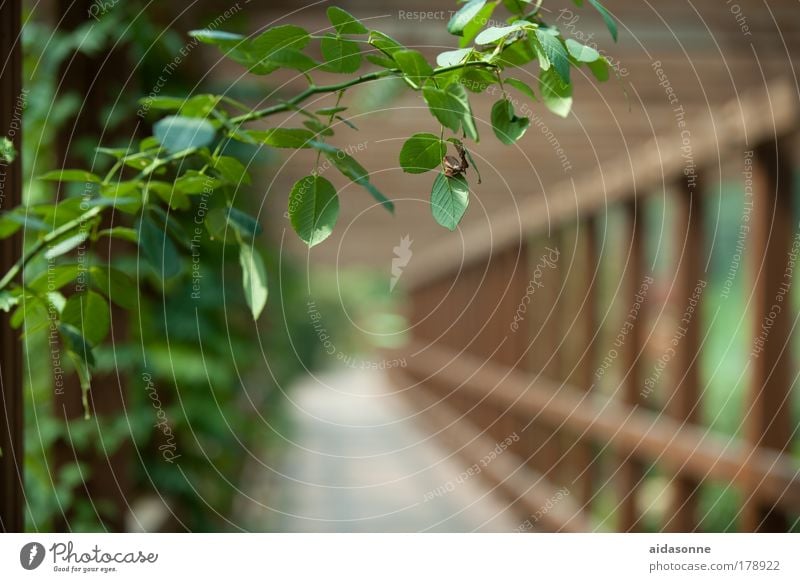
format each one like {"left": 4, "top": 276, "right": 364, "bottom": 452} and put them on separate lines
{"left": 0, "top": 0, "right": 24, "bottom": 533}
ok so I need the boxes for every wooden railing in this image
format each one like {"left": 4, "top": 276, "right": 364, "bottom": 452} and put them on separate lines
{"left": 391, "top": 80, "right": 800, "bottom": 532}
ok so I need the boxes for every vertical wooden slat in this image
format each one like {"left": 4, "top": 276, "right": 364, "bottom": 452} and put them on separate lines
{"left": 617, "top": 200, "right": 646, "bottom": 531}
{"left": 743, "top": 140, "right": 794, "bottom": 532}
{"left": 575, "top": 216, "right": 599, "bottom": 508}
{"left": 664, "top": 178, "right": 704, "bottom": 532}
{"left": 554, "top": 223, "right": 582, "bottom": 490}
{"left": 523, "top": 234, "right": 562, "bottom": 484}
{"left": 0, "top": 0, "right": 24, "bottom": 533}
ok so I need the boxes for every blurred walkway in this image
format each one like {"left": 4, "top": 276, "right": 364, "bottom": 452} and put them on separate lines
{"left": 242, "top": 365, "right": 519, "bottom": 532}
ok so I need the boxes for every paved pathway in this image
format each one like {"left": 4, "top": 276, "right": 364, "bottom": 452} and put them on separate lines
{"left": 239, "top": 365, "right": 519, "bottom": 532}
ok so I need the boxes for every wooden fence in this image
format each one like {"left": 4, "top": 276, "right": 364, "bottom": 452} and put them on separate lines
{"left": 391, "top": 80, "right": 800, "bottom": 532}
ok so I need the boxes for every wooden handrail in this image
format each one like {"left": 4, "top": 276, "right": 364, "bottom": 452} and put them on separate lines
{"left": 396, "top": 341, "right": 800, "bottom": 516}
{"left": 400, "top": 374, "right": 597, "bottom": 532}
{"left": 405, "top": 79, "right": 800, "bottom": 290}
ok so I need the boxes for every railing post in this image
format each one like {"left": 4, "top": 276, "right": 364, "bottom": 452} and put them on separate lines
{"left": 743, "top": 139, "right": 794, "bottom": 532}
{"left": 664, "top": 176, "right": 705, "bottom": 531}
{"left": 575, "top": 216, "right": 599, "bottom": 509}
{"left": 0, "top": 0, "right": 24, "bottom": 533}
{"left": 616, "top": 199, "right": 646, "bottom": 531}
{"left": 524, "top": 233, "right": 562, "bottom": 483}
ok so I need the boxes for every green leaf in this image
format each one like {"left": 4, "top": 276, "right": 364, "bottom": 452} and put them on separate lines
{"left": 495, "top": 35, "right": 537, "bottom": 67}
{"left": 44, "top": 231, "right": 90, "bottom": 260}
{"left": 0, "top": 137, "right": 16, "bottom": 163}
{"left": 565, "top": 38, "right": 600, "bottom": 62}
{"left": 153, "top": 115, "right": 216, "bottom": 153}
{"left": 303, "top": 118, "right": 334, "bottom": 137}
{"left": 212, "top": 156, "right": 251, "bottom": 185}
{"left": 101, "top": 180, "right": 139, "bottom": 199}
{"left": 475, "top": 22, "right": 529, "bottom": 45}
{"left": 503, "top": 0, "right": 533, "bottom": 14}
{"left": 251, "top": 24, "right": 310, "bottom": 56}
{"left": 239, "top": 244, "right": 268, "bottom": 320}
{"left": 423, "top": 83, "right": 478, "bottom": 140}
{"left": 95, "top": 226, "right": 138, "bottom": 244}
{"left": 459, "top": 1, "right": 497, "bottom": 47}
{"left": 504, "top": 77, "right": 537, "bottom": 100}
{"left": 368, "top": 31, "right": 405, "bottom": 58}
{"left": 28, "top": 264, "right": 82, "bottom": 293}
{"left": 239, "top": 128, "right": 314, "bottom": 148}
{"left": 430, "top": 173, "right": 469, "bottom": 230}
{"left": 261, "top": 47, "right": 318, "bottom": 72}
{"left": 447, "top": 83, "right": 479, "bottom": 141}
{"left": 573, "top": 0, "right": 617, "bottom": 41}
{"left": 288, "top": 176, "right": 339, "bottom": 246}
{"left": 336, "top": 115, "right": 358, "bottom": 131}
{"left": 137, "top": 95, "right": 185, "bottom": 112}
{"left": 393, "top": 49, "right": 433, "bottom": 88}
{"left": 311, "top": 144, "right": 394, "bottom": 212}
{"left": 316, "top": 106, "right": 348, "bottom": 116}
{"left": 436, "top": 48, "right": 471, "bottom": 67}
{"left": 365, "top": 54, "right": 396, "bottom": 69}
{"left": 206, "top": 206, "right": 263, "bottom": 241}
{"left": 327, "top": 6, "right": 368, "bottom": 35}
{"left": 150, "top": 181, "right": 190, "bottom": 210}
{"left": 448, "top": 0, "right": 487, "bottom": 36}
{"left": 189, "top": 29, "right": 244, "bottom": 44}
{"left": 399, "top": 133, "right": 446, "bottom": 174}
{"left": 321, "top": 34, "right": 362, "bottom": 73}
{"left": 60, "top": 291, "right": 110, "bottom": 345}
{"left": 358, "top": 181, "right": 395, "bottom": 213}
{"left": 59, "top": 323, "right": 95, "bottom": 367}
{"left": 458, "top": 67, "right": 496, "bottom": 93}
{"left": 0, "top": 290, "right": 17, "bottom": 312}
{"left": 539, "top": 68, "right": 573, "bottom": 117}
{"left": 460, "top": 143, "right": 482, "bottom": 184}
{"left": 89, "top": 266, "right": 138, "bottom": 310}
{"left": 587, "top": 56, "right": 610, "bottom": 82}
{"left": 0, "top": 211, "right": 49, "bottom": 237}
{"left": 491, "top": 99, "right": 530, "bottom": 145}
{"left": 179, "top": 94, "right": 222, "bottom": 117}
{"left": 38, "top": 170, "right": 101, "bottom": 183}
{"left": 138, "top": 214, "right": 181, "bottom": 279}
{"left": 173, "top": 171, "right": 220, "bottom": 194}
{"left": 534, "top": 29, "right": 570, "bottom": 83}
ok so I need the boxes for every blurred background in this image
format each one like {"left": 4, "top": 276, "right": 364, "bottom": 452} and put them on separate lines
{"left": 15, "top": 0, "right": 800, "bottom": 532}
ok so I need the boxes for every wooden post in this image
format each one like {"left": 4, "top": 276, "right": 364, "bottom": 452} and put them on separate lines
{"left": 574, "top": 216, "right": 599, "bottom": 508}
{"left": 664, "top": 177, "right": 704, "bottom": 532}
{"left": 0, "top": 0, "right": 24, "bottom": 533}
{"left": 743, "top": 140, "right": 794, "bottom": 532}
{"left": 616, "top": 200, "right": 646, "bottom": 531}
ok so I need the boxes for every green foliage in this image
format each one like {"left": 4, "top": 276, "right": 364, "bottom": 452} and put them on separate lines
{"left": 491, "top": 98, "right": 530, "bottom": 144}
{"left": 326, "top": 7, "right": 369, "bottom": 35}
{"left": 572, "top": 0, "right": 618, "bottom": 41}
{"left": 539, "top": 68, "right": 573, "bottom": 118}
{"left": 4, "top": 0, "right": 614, "bottom": 427}
{"left": 399, "top": 133, "right": 447, "bottom": 174}
{"left": 288, "top": 175, "right": 339, "bottom": 246}
{"left": 239, "top": 244, "right": 268, "bottom": 320}
{"left": 431, "top": 173, "right": 469, "bottom": 230}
